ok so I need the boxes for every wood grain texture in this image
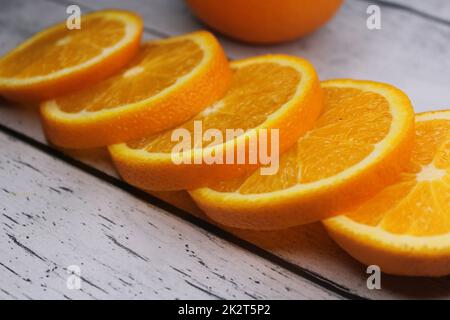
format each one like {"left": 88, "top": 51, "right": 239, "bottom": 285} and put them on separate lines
{"left": 0, "top": 0, "right": 449, "bottom": 299}
{"left": 0, "top": 132, "right": 339, "bottom": 300}
{"left": 380, "top": 0, "right": 450, "bottom": 22}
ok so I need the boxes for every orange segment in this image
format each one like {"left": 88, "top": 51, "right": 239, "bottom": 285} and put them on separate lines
{"left": 0, "top": 10, "right": 143, "bottom": 102}
{"left": 234, "top": 87, "right": 392, "bottom": 192}
{"left": 56, "top": 39, "right": 203, "bottom": 113}
{"left": 40, "top": 31, "right": 231, "bottom": 148}
{"left": 128, "top": 61, "right": 303, "bottom": 152}
{"left": 324, "top": 110, "right": 450, "bottom": 276}
{"left": 109, "top": 55, "right": 323, "bottom": 191}
{"left": 190, "top": 80, "right": 415, "bottom": 230}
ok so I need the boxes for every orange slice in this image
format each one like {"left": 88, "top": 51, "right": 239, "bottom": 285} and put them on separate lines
{"left": 190, "top": 80, "right": 415, "bottom": 230}
{"left": 40, "top": 31, "right": 231, "bottom": 148}
{"left": 324, "top": 110, "right": 450, "bottom": 277}
{"left": 0, "top": 10, "right": 143, "bottom": 102}
{"left": 109, "top": 55, "right": 323, "bottom": 191}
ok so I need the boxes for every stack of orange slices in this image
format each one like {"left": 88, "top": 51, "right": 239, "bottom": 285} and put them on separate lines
{"left": 109, "top": 55, "right": 323, "bottom": 190}
{"left": 0, "top": 10, "right": 448, "bottom": 277}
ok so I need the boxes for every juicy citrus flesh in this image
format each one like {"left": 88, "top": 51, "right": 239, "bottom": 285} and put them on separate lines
{"left": 345, "top": 117, "right": 449, "bottom": 236}
{"left": 324, "top": 111, "right": 450, "bottom": 276}
{"left": 0, "top": 16, "right": 125, "bottom": 79}
{"left": 0, "top": 10, "right": 142, "bottom": 82}
{"left": 40, "top": 31, "right": 231, "bottom": 148}
{"left": 212, "top": 86, "right": 392, "bottom": 193}
{"left": 56, "top": 39, "right": 203, "bottom": 113}
{"left": 127, "top": 61, "right": 301, "bottom": 151}
{"left": 190, "top": 79, "right": 415, "bottom": 230}
{"left": 109, "top": 55, "right": 323, "bottom": 191}
{"left": 0, "top": 10, "right": 143, "bottom": 102}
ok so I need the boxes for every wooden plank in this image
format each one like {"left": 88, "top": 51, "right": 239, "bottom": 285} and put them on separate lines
{"left": 0, "top": 0, "right": 449, "bottom": 299}
{"left": 0, "top": 131, "right": 339, "bottom": 300}
{"left": 380, "top": 0, "right": 450, "bottom": 22}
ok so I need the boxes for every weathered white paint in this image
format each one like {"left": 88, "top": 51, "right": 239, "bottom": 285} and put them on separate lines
{"left": 382, "top": 0, "right": 450, "bottom": 21}
{"left": 0, "top": 132, "right": 339, "bottom": 300}
{"left": 0, "top": 0, "right": 449, "bottom": 299}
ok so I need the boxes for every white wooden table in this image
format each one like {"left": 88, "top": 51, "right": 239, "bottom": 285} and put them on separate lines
{"left": 0, "top": 0, "right": 449, "bottom": 300}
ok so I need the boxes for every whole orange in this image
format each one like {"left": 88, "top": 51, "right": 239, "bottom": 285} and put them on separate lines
{"left": 186, "top": 0, "right": 344, "bottom": 44}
